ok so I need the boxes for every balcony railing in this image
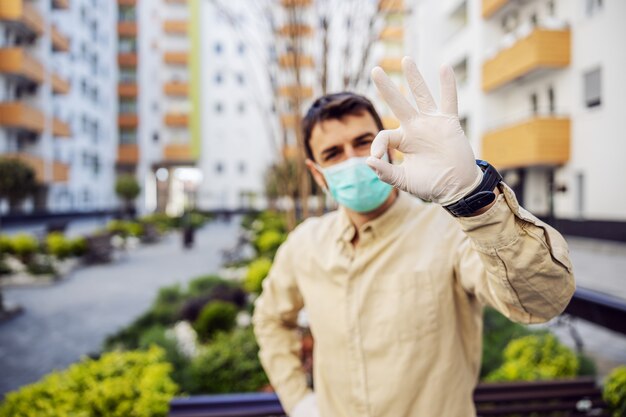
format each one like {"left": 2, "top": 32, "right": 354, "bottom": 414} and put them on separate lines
{"left": 163, "top": 82, "right": 189, "bottom": 96}
{"left": 118, "top": 83, "right": 139, "bottom": 98}
{"left": 0, "top": 0, "right": 45, "bottom": 36}
{"left": 164, "top": 113, "right": 189, "bottom": 127}
{"left": 118, "top": 21, "right": 138, "bottom": 37}
{"left": 278, "top": 54, "right": 314, "bottom": 68}
{"left": 0, "top": 102, "right": 45, "bottom": 133}
{"left": 378, "top": 57, "right": 403, "bottom": 73}
{"left": 0, "top": 47, "right": 45, "bottom": 84}
{"left": 51, "top": 25, "right": 70, "bottom": 52}
{"left": 118, "top": 114, "right": 139, "bottom": 128}
{"left": 481, "top": 116, "right": 570, "bottom": 170}
{"left": 278, "top": 24, "right": 312, "bottom": 37}
{"left": 379, "top": 26, "right": 403, "bottom": 42}
{"left": 52, "top": 117, "right": 71, "bottom": 137}
{"left": 482, "top": 0, "right": 508, "bottom": 19}
{"left": 52, "top": 0, "right": 70, "bottom": 10}
{"left": 163, "top": 20, "right": 188, "bottom": 35}
{"left": 482, "top": 27, "right": 570, "bottom": 92}
{"left": 51, "top": 73, "right": 70, "bottom": 94}
{"left": 163, "top": 143, "right": 193, "bottom": 162}
{"left": 117, "top": 144, "right": 139, "bottom": 165}
{"left": 2, "top": 153, "right": 68, "bottom": 183}
{"left": 118, "top": 53, "right": 138, "bottom": 67}
{"left": 278, "top": 85, "right": 313, "bottom": 99}
{"left": 164, "top": 52, "right": 189, "bottom": 66}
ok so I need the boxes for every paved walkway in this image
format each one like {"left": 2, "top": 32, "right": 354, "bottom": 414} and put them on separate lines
{"left": 0, "top": 219, "right": 240, "bottom": 397}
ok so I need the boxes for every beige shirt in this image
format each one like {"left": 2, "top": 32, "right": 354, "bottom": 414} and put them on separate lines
{"left": 253, "top": 185, "right": 575, "bottom": 417}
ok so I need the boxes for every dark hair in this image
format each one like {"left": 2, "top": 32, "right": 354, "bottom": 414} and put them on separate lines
{"left": 302, "top": 92, "right": 384, "bottom": 162}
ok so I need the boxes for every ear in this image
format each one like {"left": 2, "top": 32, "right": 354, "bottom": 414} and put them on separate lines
{"left": 305, "top": 158, "right": 328, "bottom": 191}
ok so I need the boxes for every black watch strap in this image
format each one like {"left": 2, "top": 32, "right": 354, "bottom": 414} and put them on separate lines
{"left": 443, "top": 160, "right": 503, "bottom": 217}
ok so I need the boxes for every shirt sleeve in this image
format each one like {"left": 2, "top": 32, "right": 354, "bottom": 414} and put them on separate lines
{"left": 252, "top": 233, "right": 311, "bottom": 413}
{"left": 453, "top": 183, "right": 576, "bottom": 324}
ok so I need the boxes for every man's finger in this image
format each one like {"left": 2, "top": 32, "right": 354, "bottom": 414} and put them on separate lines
{"left": 370, "top": 128, "right": 403, "bottom": 158}
{"left": 366, "top": 157, "right": 405, "bottom": 188}
{"left": 371, "top": 66, "right": 417, "bottom": 123}
{"left": 402, "top": 57, "right": 437, "bottom": 114}
{"left": 439, "top": 64, "right": 458, "bottom": 116}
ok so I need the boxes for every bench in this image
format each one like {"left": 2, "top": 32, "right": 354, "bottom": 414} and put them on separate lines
{"left": 168, "top": 377, "right": 608, "bottom": 417}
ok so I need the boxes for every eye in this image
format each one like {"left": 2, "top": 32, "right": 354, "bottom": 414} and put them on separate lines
{"left": 323, "top": 150, "right": 339, "bottom": 162}
{"left": 356, "top": 138, "right": 373, "bottom": 147}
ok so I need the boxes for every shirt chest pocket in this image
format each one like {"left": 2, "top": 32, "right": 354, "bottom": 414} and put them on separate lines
{"left": 366, "top": 268, "right": 439, "bottom": 343}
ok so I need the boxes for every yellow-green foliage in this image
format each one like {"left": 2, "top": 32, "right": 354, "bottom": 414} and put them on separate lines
{"left": 0, "top": 347, "right": 178, "bottom": 417}
{"left": 486, "top": 334, "right": 579, "bottom": 382}
{"left": 254, "top": 229, "right": 286, "bottom": 258}
{"left": 604, "top": 366, "right": 626, "bottom": 417}
{"left": 244, "top": 257, "right": 272, "bottom": 294}
{"left": 107, "top": 220, "right": 144, "bottom": 237}
{"left": 0, "top": 234, "right": 12, "bottom": 254}
{"left": 9, "top": 233, "right": 39, "bottom": 260}
{"left": 45, "top": 232, "right": 72, "bottom": 259}
{"left": 193, "top": 301, "right": 238, "bottom": 342}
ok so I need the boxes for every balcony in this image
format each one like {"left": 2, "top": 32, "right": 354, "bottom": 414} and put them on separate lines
{"left": 481, "top": 116, "right": 570, "bottom": 170}
{"left": 278, "top": 85, "right": 313, "bottom": 99}
{"left": 0, "top": 0, "right": 45, "bottom": 36}
{"left": 0, "top": 102, "right": 45, "bottom": 134}
{"left": 51, "top": 73, "right": 70, "bottom": 94}
{"left": 379, "top": 0, "right": 404, "bottom": 13}
{"left": 117, "top": 144, "right": 139, "bottom": 165}
{"left": 164, "top": 51, "right": 189, "bottom": 66}
{"left": 52, "top": 0, "right": 69, "bottom": 10}
{"left": 380, "top": 26, "right": 403, "bottom": 42}
{"left": 281, "top": 0, "right": 312, "bottom": 7}
{"left": 0, "top": 48, "right": 45, "bottom": 84}
{"left": 3, "top": 153, "right": 69, "bottom": 183}
{"left": 117, "top": 0, "right": 137, "bottom": 5}
{"left": 382, "top": 116, "right": 400, "bottom": 129}
{"left": 117, "top": 21, "right": 137, "bottom": 37}
{"left": 163, "top": 143, "right": 193, "bottom": 163}
{"left": 280, "top": 114, "right": 299, "bottom": 129}
{"left": 278, "top": 54, "right": 313, "bottom": 68}
{"left": 482, "top": 0, "right": 508, "bottom": 19}
{"left": 118, "top": 52, "right": 138, "bottom": 67}
{"left": 482, "top": 28, "right": 570, "bottom": 92}
{"left": 164, "top": 0, "right": 187, "bottom": 3}
{"left": 51, "top": 25, "right": 70, "bottom": 52}
{"left": 163, "top": 20, "right": 188, "bottom": 35}
{"left": 378, "top": 57, "right": 403, "bottom": 73}
{"left": 118, "top": 83, "right": 138, "bottom": 98}
{"left": 52, "top": 118, "right": 71, "bottom": 137}
{"left": 163, "top": 82, "right": 189, "bottom": 97}
{"left": 118, "top": 114, "right": 139, "bottom": 128}
{"left": 164, "top": 113, "right": 189, "bottom": 127}
{"left": 278, "top": 24, "right": 312, "bottom": 37}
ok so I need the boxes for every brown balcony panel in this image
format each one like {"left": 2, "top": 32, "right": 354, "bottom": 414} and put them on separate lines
{"left": 282, "top": 145, "right": 299, "bottom": 159}
{"left": 0, "top": 102, "right": 45, "bottom": 133}
{"left": 164, "top": 0, "right": 187, "bottom": 3}
{"left": 52, "top": 118, "right": 71, "bottom": 137}
{"left": 278, "top": 54, "right": 314, "bottom": 68}
{"left": 482, "top": 117, "right": 570, "bottom": 170}
{"left": 482, "top": 28, "right": 570, "bottom": 92}
{"left": 163, "top": 20, "right": 188, "bottom": 35}
{"left": 0, "top": 48, "right": 45, "bottom": 84}
{"left": 482, "top": 0, "right": 508, "bottom": 19}
{"left": 118, "top": 114, "right": 139, "bottom": 128}
{"left": 118, "top": 53, "right": 138, "bottom": 67}
{"left": 163, "top": 82, "right": 189, "bottom": 96}
{"left": 117, "top": 144, "right": 139, "bottom": 165}
{"left": 52, "top": 73, "right": 70, "bottom": 94}
{"left": 2, "top": 153, "right": 68, "bottom": 183}
{"left": 163, "top": 143, "right": 193, "bottom": 162}
{"left": 379, "top": 57, "right": 403, "bottom": 73}
{"left": 379, "top": 0, "right": 404, "bottom": 13}
{"left": 380, "top": 26, "right": 404, "bottom": 42}
{"left": 281, "top": 0, "right": 312, "bottom": 7}
{"left": 118, "top": 0, "right": 137, "bottom": 5}
{"left": 164, "top": 113, "right": 189, "bottom": 127}
{"left": 52, "top": 0, "right": 70, "bottom": 10}
{"left": 117, "top": 21, "right": 137, "bottom": 36}
{"left": 118, "top": 83, "right": 138, "bottom": 97}
{"left": 382, "top": 116, "right": 400, "bottom": 129}
{"left": 0, "top": 1, "right": 45, "bottom": 36}
{"left": 280, "top": 114, "right": 299, "bottom": 129}
{"left": 278, "top": 85, "right": 313, "bottom": 99}
{"left": 278, "top": 24, "right": 313, "bottom": 37}
{"left": 164, "top": 52, "right": 189, "bottom": 65}
{"left": 51, "top": 25, "right": 70, "bottom": 52}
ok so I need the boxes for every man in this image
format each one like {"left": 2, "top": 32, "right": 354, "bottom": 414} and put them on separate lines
{"left": 252, "top": 57, "right": 575, "bottom": 417}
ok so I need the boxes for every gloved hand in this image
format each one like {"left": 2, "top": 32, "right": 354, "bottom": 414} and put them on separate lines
{"left": 366, "top": 56, "right": 483, "bottom": 206}
{"left": 291, "top": 392, "right": 321, "bottom": 417}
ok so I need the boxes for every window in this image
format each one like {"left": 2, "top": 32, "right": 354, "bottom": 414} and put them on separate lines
{"left": 214, "top": 42, "right": 223, "bottom": 54}
{"left": 530, "top": 92, "right": 538, "bottom": 114}
{"left": 585, "top": 0, "right": 603, "bottom": 17}
{"left": 214, "top": 72, "right": 223, "bottom": 84}
{"left": 153, "top": 132, "right": 159, "bottom": 142}
{"left": 237, "top": 102, "right": 246, "bottom": 114}
{"left": 236, "top": 73, "right": 245, "bottom": 85}
{"left": 215, "top": 162, "right": 224, "bottom": 174}
{"left": 238, "top": 161, "right": 246, "bottom": 174}
{"left": 237, "top": 43, "right": 245, "bottom": 55}
{"left": 583, "top": 68, "right": 602, "bottom": 108}
{"left": 215, "top": 102, "right": 223, "bottom": 113}
{"left": 548, "top": 86, "right": 555, "bottom": 114}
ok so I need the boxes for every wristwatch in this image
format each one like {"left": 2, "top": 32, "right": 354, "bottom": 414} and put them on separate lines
{"left": 443, "top": 160, "right": 503, "bottom": 217}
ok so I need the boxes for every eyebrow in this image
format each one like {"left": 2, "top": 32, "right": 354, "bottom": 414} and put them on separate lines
{"left": 320, "top": 132, "right": 375, "bottom": 160}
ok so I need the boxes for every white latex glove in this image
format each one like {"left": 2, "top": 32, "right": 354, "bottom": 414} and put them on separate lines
{"left": 291, "top": 393, "right": 321, "bottom": 417}
{"left": 366, "top": 56, "right": 483, "bottom": 206}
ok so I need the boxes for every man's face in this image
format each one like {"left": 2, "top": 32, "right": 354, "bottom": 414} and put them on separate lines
{"left": 305, "top": 112, "right": 380, "bottom": 189}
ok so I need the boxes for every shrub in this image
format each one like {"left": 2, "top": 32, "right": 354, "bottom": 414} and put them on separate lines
{"left": 186, "top": 328, "right": 268, "bottom": 394}
{"left": 244, "top": 257, "right": 272, "bottom": 294}
{"left": 604, "top": 366, "right": 626, "bottom": 417}
{"left": 140, "top": 213, "right": 176, "bottom": 233}
{"left": 486, "top": 333, "right": 579, "bottom": 382}
{"left": 0, "top": 258, "right": 11, "bottom": 275}
{"left": 0, "top": 235, "right": 12, "bottom": 254}
{"left": 138, "top": 325, "right": 192, "bottom": 389}
{"left": 45, "top": 232, "right": 72, "bottom": 259}
{"left": 26, "top": 256, "right": 57, "bottom": 276}
{"left": 253, "top": 229, "right": 286, "bottom": 258}
{"left": 9, "top": 233, "right": 39, "bottom": 262}
{"left": 193, "top": 301, "right": 238, "bottom": 342}
{"left": 187, "top": 275, "right": 228, "bottom": 297}
{"left": 70, "top": 237, "right": 87, "bottom": 257}
{"left": 107, "top": 220, "right": 143, "bottom": 238}
{"left": 0, "top": 347, "right": 178, "bottom": 417}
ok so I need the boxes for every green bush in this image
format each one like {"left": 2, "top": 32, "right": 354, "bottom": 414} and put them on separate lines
{"left": 138, "top": 325, "right": 192, "bottom": 389}
{"left": 0, "top": 258, "right": 11, "bottom": 275}
{"left": 9, "top": 233, "right": 39, "bottom": 262}
{"left": 26, "top": 256, "right": 57, "bottom": 276}
{"left": 193, "top": 301, "right": 238, "bottom": 342}
{"left": 604, "top": 366, "right": 626, "bottom": 417}
{"left": 486, "top": 333, "right": 579, "bottom": 382}
{"left": 0, "top": 235, "right": 12, "bottom": 255}
{"left": 45, "top": 232, "right": 72, "bottom": 259}
{"left": 0, "top": 346, "right": 178, "bottom": 417}
{"left": 244, "top": 257, "right": 272, "bottom": 294}
{"left": 187, "top": 275, "right": 229, "bottom": 297}
{"left": 107, "top": 220, "right": 144, "bottom": 238}
{"left": 70, "top": 237, "right": 87, "bottom": 257}
{"left": 140, "top": 213, "right": 176, "bottom": 233}
{"left": 254, "top": 229, "right": 286, "bottom": 258}
{"left": 186, "top": 328, "right": 268, "bottom": 394}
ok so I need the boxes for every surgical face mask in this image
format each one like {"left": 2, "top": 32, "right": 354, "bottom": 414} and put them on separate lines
{"left": 318, "top": 156, "right": 393, "bottom": 213}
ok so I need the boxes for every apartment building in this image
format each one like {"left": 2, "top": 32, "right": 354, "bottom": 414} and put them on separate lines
{"left": 409, "top": 0, "right": 626, "bottom": 235}
{"left": 0, "top": 0, "right": 117, "bottom": 213}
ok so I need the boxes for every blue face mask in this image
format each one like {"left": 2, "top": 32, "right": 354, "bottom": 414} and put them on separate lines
{"left": 319, "top": 156, "right": 393, "bottom": 213}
